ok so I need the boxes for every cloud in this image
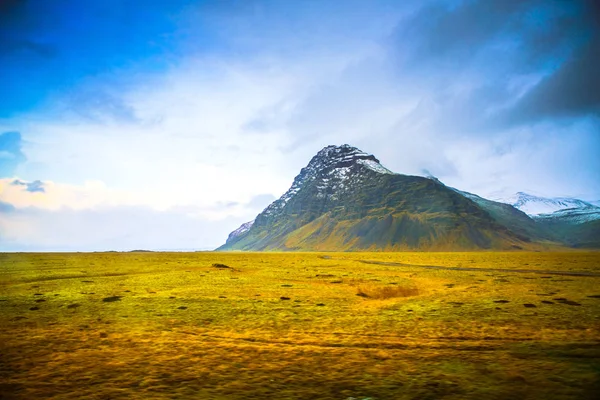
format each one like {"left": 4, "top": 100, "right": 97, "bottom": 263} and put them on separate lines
{"left": 0, "top": 182, "right": 276, "bottom": 251}
{"left": 0, "top": 176, "right": 278, "bottom": 221}
{"left": 0, "top": 131, "right": 25, "bottom": 176}
{"left": 441, "top": 118, "right": 600, "bottom": 199}
{"left": 247, "top": 193, "right": 277, "bottom": 210}
{"left": 0, "top": 204, "right": 246, "bottom": 252}
{"left": 9, "top": 1, "right": 599, "bottom": 191}
{"left": 396, "top": 0, "right": 525, "bottom": 70}
{"left": 1, "top": 178, "right": 137, "bottom": 211}
{"left": 0, "top": 201, "right": 15, "bottom": 213}
{"left": 59, "top": 89, "right": 140, "bottom": 124}
{"left": 385, "top": 0, "right": 595, "bottom": 134}
{"left": 10, "top": 179, "right": 45, "bottom": 192}
{"left": 396, "top": 0, "right": 585, "bottom": 74}
{"left": 504, "top": 37, "right": 600, "bottom": 124}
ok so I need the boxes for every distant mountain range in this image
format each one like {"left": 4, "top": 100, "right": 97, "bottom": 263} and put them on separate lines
{"left": 218, "top": 145, "right": 600, "bottom": 251}
{"left": 495, "top": 192, "right": 598, "bottom": 217}
{"left": 491, "top": 192, "right": 600, "bottom": 248}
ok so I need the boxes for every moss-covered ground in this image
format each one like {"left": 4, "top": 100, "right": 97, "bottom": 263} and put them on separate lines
{"left": 1, "top": 251, "right": 599, "bottom": 399}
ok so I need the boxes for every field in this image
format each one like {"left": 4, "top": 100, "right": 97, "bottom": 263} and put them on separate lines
{"left": 1, "top": 251, "right": 600, "bottom": 399}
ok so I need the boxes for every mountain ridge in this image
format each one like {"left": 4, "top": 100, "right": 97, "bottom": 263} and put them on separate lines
{"left": 218, "top": 144, "right": 570, "bottom": 251}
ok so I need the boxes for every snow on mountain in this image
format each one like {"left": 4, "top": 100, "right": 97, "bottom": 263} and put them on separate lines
{"left": 262, "top": 144, "right": 394, "bottom": 216}
{"left": 535, "top": 207, "right": 600, "bottom": 224}
{"left": 356, "top": 158, "right": 394, "bottom": 174}
{"left": 226, "top": 220, "right": 254, "bottom": 242}
{"left": 495, "top": 192, "right": 596, "bottom": 216}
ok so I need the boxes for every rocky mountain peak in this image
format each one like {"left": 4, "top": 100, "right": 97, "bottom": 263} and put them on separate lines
{"left": 258, "top": 144, "right": 394, "bottom": 218}
{"left": 301, "top": 144, "right": 392, "bottom": 182}
{"left": 305, "top": 144, "right": 386, "bottom": 172}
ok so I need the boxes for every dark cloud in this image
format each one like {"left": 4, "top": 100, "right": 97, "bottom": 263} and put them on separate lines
{"left": 494, "top": 0, "right": 600, "bottom": 125}
{"left": 504, "top": 33, "right": 600, "bottom": 124}
{"left": 388, "top": 0, "right": 598, "bottom": 133}
{"left": 397, "top": 0, "right": 526, "bottom": 71}
{"left": 11, "top": 179, "right": 45, "bottom": 193}
{"left": 0, "top": 131, "right": 25, "bottom": 176}
{"left": 398, "top": 0, "right": 586, "bottom": 72}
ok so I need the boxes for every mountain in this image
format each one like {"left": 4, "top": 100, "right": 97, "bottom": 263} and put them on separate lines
{"left": 496, "top": 192, "right": 597, "bottom": 216}
{"left": 450, "top": 189, "right": 546, "bottom": 242}
{"left": 226, "top": 220, "right": 255, "bottom": 243}
{"left": 495, "top": 192, "right": 600, "bottom": 248}
{"left": 218, "top": 144, "right": 546, "bottom": 251}
{"left": 534, "top": 211, "right": 600, "bottom": 248}
{"left": 535, "top": 207, "right": 600, "bottom": 224}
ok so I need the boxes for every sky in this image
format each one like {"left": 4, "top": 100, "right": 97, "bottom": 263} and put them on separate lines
{"left": 0, "top": 0, "right": 599, "bottom": 251}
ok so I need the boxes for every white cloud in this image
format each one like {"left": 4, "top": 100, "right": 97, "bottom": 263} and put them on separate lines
{"left": 0, "top": 177, "right": 275, "bottom": 251}
{"left": 440, "top": 119, "right": 600, "bottom": 200}
{"left": 0, "top": 177, "right": 275, "bottom": 221}
{"left": 0, "top": 205, "right": 247, "bottom": 251}
{"left": 1, "top": 178, "right": 137, "bottom": 210}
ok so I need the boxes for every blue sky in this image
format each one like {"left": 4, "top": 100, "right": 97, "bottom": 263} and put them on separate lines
{"left": 0, "top": 0, "right": 599, "bottom": 251}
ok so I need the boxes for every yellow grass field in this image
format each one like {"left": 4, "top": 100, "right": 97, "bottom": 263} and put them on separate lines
{"left": 1, "top": 251, "right": 600, "bottom": 399}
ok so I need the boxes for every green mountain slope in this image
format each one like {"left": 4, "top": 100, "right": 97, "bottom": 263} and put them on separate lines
{"left": 218, "top": 145, "right": 545, "bottom": 251}
{"left": 536, "top": 217, "right": 600, "bottom": 248}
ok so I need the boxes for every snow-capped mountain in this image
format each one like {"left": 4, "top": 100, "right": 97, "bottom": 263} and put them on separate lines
{"left": 494, "top": 191, "right": 600, "bottom": 228}
{"left": 219, "top": 145, "right": 599, "bottom": 250}
{"left": 218, "top": 144, "right": 536, "bottom": 251}
{"left": 261, "top": 144, "right": 394, "bottom": 218}
{"left": 496, "top": 192, "right": 597, "bottom": 216}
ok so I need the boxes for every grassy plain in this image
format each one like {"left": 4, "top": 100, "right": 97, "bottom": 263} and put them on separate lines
{"left": 1, "top": 251, "right": 600, "bottom": 399}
